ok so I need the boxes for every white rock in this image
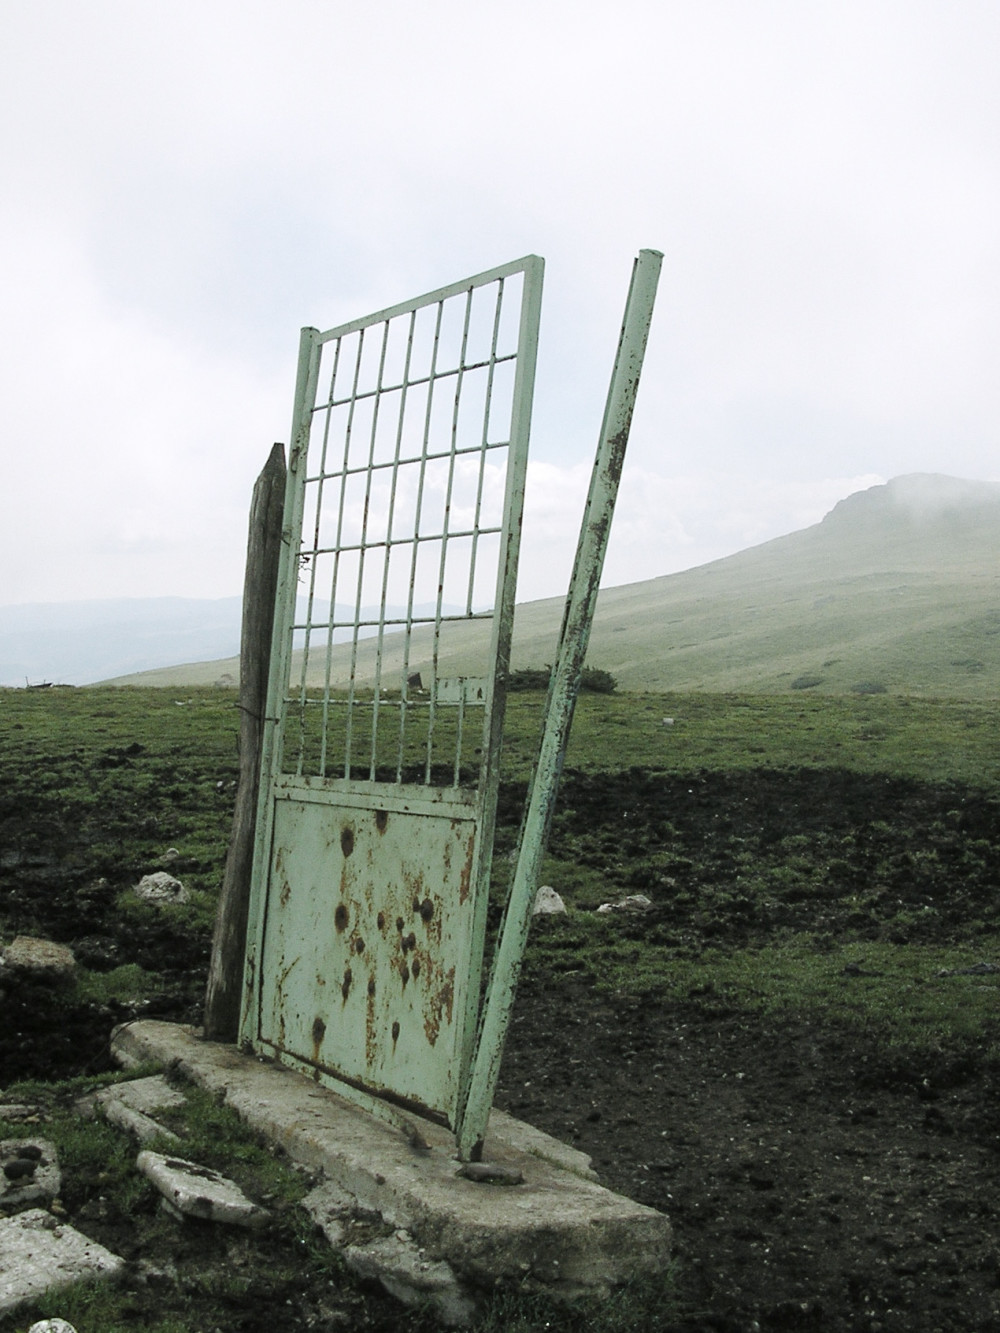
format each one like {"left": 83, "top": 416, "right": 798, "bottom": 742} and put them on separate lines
{"left": 596, "top": 894, "right": 653, "bottom": 915}
{"left": 532, "top": 885, "right": 567, "bottom": 916}
{"left": 133, "top": 872, "right": 189, "bottom": 905}
{"left": 0, "top": 1210, "right": 123, "bottom": 1315}
{"left": 137, "top": 1151, "right": 269, "bottom": 1228}
{"left": 29, "top": 1321, "right": 78, "bottom": 1333}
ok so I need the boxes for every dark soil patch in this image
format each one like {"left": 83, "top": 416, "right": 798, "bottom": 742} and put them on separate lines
{"left": 497, "top": 971, "right": 1000, "bottom": 1332}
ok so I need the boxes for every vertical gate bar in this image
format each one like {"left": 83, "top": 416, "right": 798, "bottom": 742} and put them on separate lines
{"left": 322, "top": 333, "right": 359, "bottom": 776}
{"left": 455, "top": 256, "right": 544, "bottom": 1104}
{"left": 378, "top": 309, "right": 417, "bottom": 784}
{"left": 400, "top": 299, "right": 444, "bottom": 780}
{"left": 341, "top": 329, "right": 368, "bottom": 778}
{"left": 429, "top": 285, "right": 474, "bottom": 784}
{"left": 292, "top": 339, "right": 340, "bottom": 777}
{"left": 365, "top": 319, "right": 392, "bottom": 779}
{"left": 466, "top": 277, "right": 505, "bottom": 616}
{"left": 456, "top": 249, "right": 662, "bottom": 1158}
{"left": 315, "top": 338, "right": 345, "bottom": 776}
{"left": 239, "top": 324, "right": 323, "bottom": 1046}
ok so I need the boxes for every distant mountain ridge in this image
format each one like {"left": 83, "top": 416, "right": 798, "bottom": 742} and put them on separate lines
{"left": 6, "top": 474, "right": 1000, "bottom": 696}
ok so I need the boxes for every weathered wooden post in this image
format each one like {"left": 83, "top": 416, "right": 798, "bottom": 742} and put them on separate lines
{"left": 204, "top": 441, "right": 287, "bottom": 1040}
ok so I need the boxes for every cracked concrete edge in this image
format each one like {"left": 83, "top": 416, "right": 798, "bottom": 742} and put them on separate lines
{"left": 111, "top": 1021, "right": 671, "bottom": 1294}
{"left": 343, "top": 1232, "right": 476, "bottom": 1328}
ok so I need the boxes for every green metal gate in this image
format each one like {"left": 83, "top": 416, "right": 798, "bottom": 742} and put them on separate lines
{"left": 240, "top": 257, "right": 544, "bottom": 1128}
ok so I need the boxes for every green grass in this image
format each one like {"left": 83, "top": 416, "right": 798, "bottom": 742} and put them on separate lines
{"left": 506, "top": 689, "right": 1000, "bottom": 787}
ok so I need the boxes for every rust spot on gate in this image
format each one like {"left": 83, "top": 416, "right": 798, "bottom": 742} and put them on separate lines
{"left": 423, "top": 968, "right": 455, "bottom": 1048}
{"left": 391, "top": 1020, "right": 400, "bottom": 1044}
{"left": 311, "top": 1016, "right": 326, "bottom": 1059}
{"left": 341, "top": 967, "right": 352, "bottom": 1000}
{"left": 335, "top": 903, "right": 349, "bottom": 932}
{"left": 375, "top": 809, "right": 388, "bottom": 833}
{"left": 341, "top": 826, "right": 355, "bottom": 857}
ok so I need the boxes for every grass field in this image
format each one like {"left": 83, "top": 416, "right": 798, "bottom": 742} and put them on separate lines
{"left": 2, "top": 682, "right": 997, "bottom": 1083}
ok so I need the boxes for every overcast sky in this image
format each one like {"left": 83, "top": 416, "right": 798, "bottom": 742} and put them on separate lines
{"left": 2, "top": 1, "right": 997, "bottom": 608}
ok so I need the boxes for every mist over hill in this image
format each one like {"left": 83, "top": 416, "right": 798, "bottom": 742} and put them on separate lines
{"left": 6, "top": 474, "right": 999, "bottom": 696}
{"left": 0, "top": 597, "right": 244, "bottom": 688}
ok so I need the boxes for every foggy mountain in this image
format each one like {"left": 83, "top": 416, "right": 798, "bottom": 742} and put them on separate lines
{"left": 6, "top": 475, "right": 999, "bottom": 697}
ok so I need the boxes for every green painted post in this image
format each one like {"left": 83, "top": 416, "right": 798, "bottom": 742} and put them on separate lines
{"left": 456, "top": 249, "right": 663, "bottom": 1160}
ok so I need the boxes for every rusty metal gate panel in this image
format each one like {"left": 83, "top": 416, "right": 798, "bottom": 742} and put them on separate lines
{"left": 241, "top": 257, "right": 544, "bottom": 1127}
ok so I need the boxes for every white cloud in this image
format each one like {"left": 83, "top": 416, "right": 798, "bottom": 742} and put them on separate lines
{"left": 1, "top": 1, "right": 997, "bottom": 607}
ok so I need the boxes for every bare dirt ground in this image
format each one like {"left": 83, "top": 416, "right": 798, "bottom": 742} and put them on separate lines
{"left": 2, "top": 767, "right": 1000, "bottom": 1331}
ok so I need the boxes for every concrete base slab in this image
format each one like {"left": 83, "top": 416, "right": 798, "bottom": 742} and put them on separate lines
{"left": 0, "top": 1210, "right": 123, "bottom": 1315}
{"left": 112, "top": 1021, "right": 671, "bottom": 1307}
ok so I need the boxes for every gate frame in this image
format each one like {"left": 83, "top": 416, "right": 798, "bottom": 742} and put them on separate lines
{"left": 239, "top": 257, "right": 545, "bottom": 1130}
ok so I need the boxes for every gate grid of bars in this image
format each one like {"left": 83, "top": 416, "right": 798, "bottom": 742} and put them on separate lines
{"left": 277, "top": 258, "right": 542, "bottom": 789}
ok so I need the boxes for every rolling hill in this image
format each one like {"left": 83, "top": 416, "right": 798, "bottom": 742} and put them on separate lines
{"left": 95, "top": 474, "right": 1000, "bottom": 698}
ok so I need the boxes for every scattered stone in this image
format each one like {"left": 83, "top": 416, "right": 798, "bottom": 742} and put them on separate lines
{"left": 0, "top": 938, "right": 76, "bottom": 984}
{"left": 0, "top": 1140, "right": 61, "bottom": 1209}
{"left": 456, "top": 1161, "right": 525, "bottom": 1186}
{"left": 0, "top": 1209, "right": 123, "bottom": 1315}
{"left": 103, "top": 1101, "right": 180, "bottom": 1145}
{"left": 343, "top": 1230, "right": 475, "bottom": 1327}
{"left": 133, "top": 872, "right": 189, "bottom": 905}
{"left": 97, "top": 1075, "right": 187, "bottom": 1118}
{"left": 936, "top": 961, "right": 1000, "bottom": 977}
{"left": 29, "top": 1320, "right": 78, "bottom": 1333}
{"left": 533, "top": 885, "right": 567, "bottom": 916}
{"left": 0, "top": 1106, "right": 44, "bottom": 1124}
{"left": 596, "top": 894, "right": 653, "bottom": 915}
{"left": 137, "top": 1151, "right": 269, "bottom": 1228}
{"left": 662, "top": 717, "right": 675, "bottom": 726}
{"left": 77, "top": 1075, "right": 185, "bottom": 1135}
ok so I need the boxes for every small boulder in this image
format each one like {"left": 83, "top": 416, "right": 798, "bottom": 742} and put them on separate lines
{"left": 532, "top": 886, "right": 567, "bottom": 916}
{"left": 133, "top": 872, "right": 189, "bottom": 905}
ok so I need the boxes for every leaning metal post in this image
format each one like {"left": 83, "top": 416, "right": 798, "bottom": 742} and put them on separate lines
{"left": 456, "top": 248, "right": 663, "bottom": 1161}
